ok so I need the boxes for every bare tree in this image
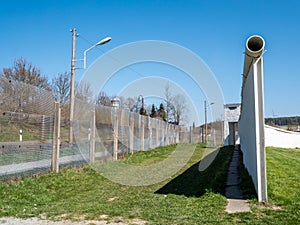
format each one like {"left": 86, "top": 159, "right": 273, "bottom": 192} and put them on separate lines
{"left": 171, "top": 94, "right": 187, "bottom": 125}
{"left": 75, "top": 81, "right": 93, "bottom": 103}
{"left": 164, "top": 83, "right": 187, "bottom": 125}
{"left": 123, "top": 96, "right": 137, "bottom": 113}
{"left": 122, "top": 97, "right": 137, "bottom": 112}
{"left": 0, "top": 58, "right": 52, "bottom": 113}
{"left": 164, "top": 82, "right": 173, "bottom": 122}
{"left": 97, "top": 91, "right": 111, "bottom": 106}
{"left": 1, "top": 57, "right": 50, "bottom": 90}
{"left": 51, "top": 72, "right": 70, "bottom": 104}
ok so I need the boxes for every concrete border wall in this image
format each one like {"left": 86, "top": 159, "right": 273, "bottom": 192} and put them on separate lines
{"left": 238, "top": 35, "right": 267, "bottom": 202}
{"left": 265, "top": 125, "right": 300, "bottom": 148}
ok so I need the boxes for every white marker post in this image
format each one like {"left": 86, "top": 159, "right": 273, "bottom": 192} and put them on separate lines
{"left": 19, "top": 129, "right": 22, "bottom": 142}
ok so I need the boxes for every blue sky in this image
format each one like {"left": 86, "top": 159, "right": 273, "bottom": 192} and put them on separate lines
{"left": 1, "top": 0, "right": 300, "bottom": 120}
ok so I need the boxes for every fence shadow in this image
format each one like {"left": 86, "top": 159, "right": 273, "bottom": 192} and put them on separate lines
{"left": 155, "top": 146, "right": 233, "bottom": 197}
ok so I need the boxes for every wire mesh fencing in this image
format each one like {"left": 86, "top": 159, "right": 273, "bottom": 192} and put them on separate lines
{"left": 0, "top": 76, "right": 54, "bottom": 179}
{"left": 0, "top": 76, "right": 224, "bottom": 179}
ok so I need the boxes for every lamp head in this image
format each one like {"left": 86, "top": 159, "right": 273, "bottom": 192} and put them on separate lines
{"left": 95, "top": 37, "right": 112, "bottom": 46}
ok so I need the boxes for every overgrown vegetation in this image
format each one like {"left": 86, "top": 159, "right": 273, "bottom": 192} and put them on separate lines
{"left": 0, "top": 146, "right": 299, "bottom": 224}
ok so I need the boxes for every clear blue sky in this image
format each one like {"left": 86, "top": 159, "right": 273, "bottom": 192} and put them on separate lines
{"left": 1, "top": 0, "right": 300, "bottom": 119}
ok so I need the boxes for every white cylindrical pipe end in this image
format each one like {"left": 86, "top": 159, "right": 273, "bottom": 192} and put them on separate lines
{"left": 246, "top": 35, "right": 265, "bottom": 58}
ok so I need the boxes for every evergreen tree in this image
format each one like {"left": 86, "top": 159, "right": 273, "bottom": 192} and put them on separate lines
{"left": 150, "top": 104, "right": 156, "bottom": 117}
{"left": 158, "top": 103, "right": 167, "bottom": 121}
{"left": 139, "top": 106, "right": 147, "bottom": 116}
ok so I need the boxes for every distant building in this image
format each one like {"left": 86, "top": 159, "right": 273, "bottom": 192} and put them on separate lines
{"left": 224, "top": 103, "right": 241, "bottom": 146}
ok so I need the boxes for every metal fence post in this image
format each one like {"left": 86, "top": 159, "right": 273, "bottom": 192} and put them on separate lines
{"left": 52, "top": 102, "right": 61, "bottom": 173}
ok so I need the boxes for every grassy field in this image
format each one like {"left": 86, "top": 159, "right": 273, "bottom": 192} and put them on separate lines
{"left": 0, "top": 145, "right": 299, "bottom": 224}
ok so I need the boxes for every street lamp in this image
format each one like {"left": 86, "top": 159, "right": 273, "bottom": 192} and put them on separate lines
{"left": 204, "top": 100, "right": 214, "bottom": 145}
{"left": 69, "top": 28, "right": 111, "bottom": 143}
{"left": 83, "top": 37, "right": 111, "bottom": 69}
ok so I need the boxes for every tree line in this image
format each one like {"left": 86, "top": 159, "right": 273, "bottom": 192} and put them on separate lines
{"left": 265, "top": 116, "right": 300, "bottom": 127}
{"left": 0, "top": 58, "right": 187, "bottom": 125}
{"left": 96, "top": 83, "right": 187, "bottom": 125}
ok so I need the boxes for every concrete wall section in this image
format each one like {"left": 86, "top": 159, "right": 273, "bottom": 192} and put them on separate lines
{"left": 238, "top": 35, "right": 268, "bottom": 202}
{"left": 265, "top": 125, "right": 300, "bottom": 148}
{"left": 239, "top": 57, "right": 267, "bottom": 202}
{"left": 239, "top": 64, "right": 259, "bottom": 195}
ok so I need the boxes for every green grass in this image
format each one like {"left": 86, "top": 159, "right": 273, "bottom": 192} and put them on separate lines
{"left": 264, "top": 147, "right": 300, "bottom": 220}
{"left": 0, "top": 150, "right": 48, "bottom": 166}
{"left": 0, "top": 146, "right": 299, "bottom": 224}
{"left": 124, "top": 144, "right": 187, "bottom": 166}
{"left": 228, "top": 147, "right": 300, "bottom": 224}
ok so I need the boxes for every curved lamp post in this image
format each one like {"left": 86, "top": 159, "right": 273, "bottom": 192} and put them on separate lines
{"left": 83, "top": 36, "right": 111, "bottom": 69}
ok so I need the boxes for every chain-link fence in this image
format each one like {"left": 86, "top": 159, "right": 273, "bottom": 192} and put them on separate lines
{"left": 0, "top": 77, "right": 224, "bottom": 179}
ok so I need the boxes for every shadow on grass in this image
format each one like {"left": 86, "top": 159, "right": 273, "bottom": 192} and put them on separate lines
{"left": 238, "top": 148, "right": 257, "bottom": 199}
{"left": 155, "top": 146, "right": 234, "bottom": 197}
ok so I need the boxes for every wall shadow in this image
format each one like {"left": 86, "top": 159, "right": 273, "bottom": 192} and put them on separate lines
{"left": 155, "top": 146, "right": 234, "bottom": 197}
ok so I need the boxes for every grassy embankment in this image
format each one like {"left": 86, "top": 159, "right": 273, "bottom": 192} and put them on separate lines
{"left": 0, "top": 145, "right": 299, "bottom": 224}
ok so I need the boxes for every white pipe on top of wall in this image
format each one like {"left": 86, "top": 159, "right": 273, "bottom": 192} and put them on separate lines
{"left": 242, "top": 35, "right": 265, "bottom": 88}
{"left": 239, "top": 35, "right": 267, "bottom": 202}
